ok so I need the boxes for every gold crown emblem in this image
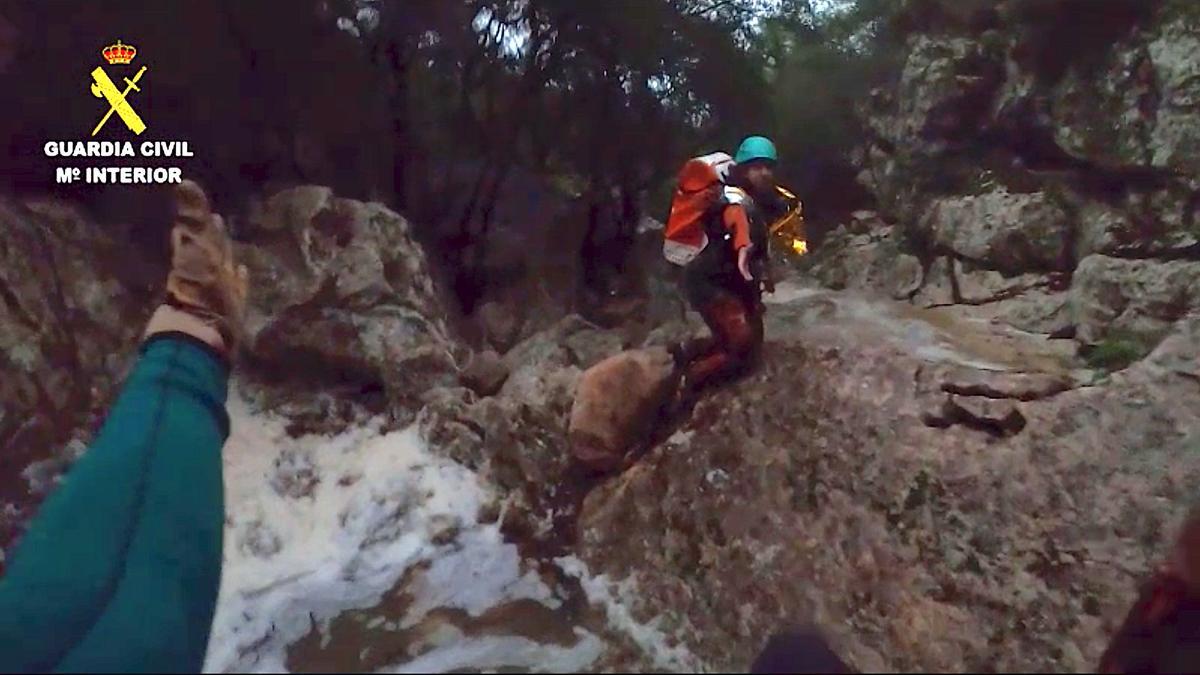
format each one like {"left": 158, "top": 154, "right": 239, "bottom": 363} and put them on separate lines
{"left": 102, "top": 39, "right": 136, "bottom": 65}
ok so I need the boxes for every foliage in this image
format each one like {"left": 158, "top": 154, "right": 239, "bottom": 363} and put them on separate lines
{"left": 1084, "top": 333, "right": 1149, "bottom": 372}
{"left": 0, "top": 0, "right": 911, "bottom": 307}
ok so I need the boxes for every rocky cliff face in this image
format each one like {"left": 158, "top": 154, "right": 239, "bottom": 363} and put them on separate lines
{"left": 815, "top": 0, "right": 1200, "bottom": 366}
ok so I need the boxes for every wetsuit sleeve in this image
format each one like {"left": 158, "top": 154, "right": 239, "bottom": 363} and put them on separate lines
{"left": 723, "top": 204, "right": 753, "bottom": 251}
{"left": 0, "top": 333, "right": 229, "bottom": 673}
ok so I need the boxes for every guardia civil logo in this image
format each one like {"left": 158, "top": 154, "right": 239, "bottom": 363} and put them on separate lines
{"left": 90, "top": 39, "right": 147, "bottom": 137}
{"left": 43, "top": 38, "right": 193, "bottom": 185}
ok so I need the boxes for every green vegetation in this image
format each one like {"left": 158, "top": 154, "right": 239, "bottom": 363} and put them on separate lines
{"left": 1084, "top": 332, "right": 1150, "bottom": 371}
{"left": 2, "top": 0, "right": 917, "bottom": 308}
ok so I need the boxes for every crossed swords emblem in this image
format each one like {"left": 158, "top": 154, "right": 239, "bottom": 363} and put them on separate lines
{"left": 90, "top": 65, "right": 147, "bottom": 137}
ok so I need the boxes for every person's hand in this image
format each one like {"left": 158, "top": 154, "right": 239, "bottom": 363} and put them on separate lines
{"left": 738, "top": 245, "right": 754, "bottom": 281}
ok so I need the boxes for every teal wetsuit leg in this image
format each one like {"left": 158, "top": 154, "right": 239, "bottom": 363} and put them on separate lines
{"left": 0, "top": 334, "right": 229, "bottom": 673}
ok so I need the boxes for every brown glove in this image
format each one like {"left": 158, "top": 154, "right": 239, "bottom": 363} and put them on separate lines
{"left": 144, "top": 180, "right": 248, "bottom": 354}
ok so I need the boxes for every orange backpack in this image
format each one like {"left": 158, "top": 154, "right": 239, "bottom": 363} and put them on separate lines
{"left": 663, "top": 152, "right": 734, "bottom": 266}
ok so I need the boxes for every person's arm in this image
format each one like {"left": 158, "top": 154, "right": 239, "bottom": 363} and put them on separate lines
{"left": 723, "top": 204, "right": 755, "bottom": 281}
{"left": 0, "top": 327, "right": 230, "bottom": 673}
{"left": 723, "top": 203, "right": 752, "bottom": 252}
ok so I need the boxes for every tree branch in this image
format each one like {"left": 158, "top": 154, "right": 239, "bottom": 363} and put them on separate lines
{"left": 685, "top": 0, "right": 737, "bottom": 18}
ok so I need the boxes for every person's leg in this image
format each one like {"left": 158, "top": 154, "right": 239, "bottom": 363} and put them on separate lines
{"left": 682, "top": 291, "right": 758, "bottom": 393}
{"left": 0, "top": 333, "right": 229, "bottom": 673}
{"left": 0, "top": 180, "right": 245, "bottom": 673}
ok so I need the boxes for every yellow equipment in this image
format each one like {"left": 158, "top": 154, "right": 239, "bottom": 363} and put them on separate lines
{"left": 768, "top": 185, "right": 807, "bottom": 256}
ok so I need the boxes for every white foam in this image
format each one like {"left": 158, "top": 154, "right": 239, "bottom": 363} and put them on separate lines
{"left": 203, "top": 393, "right": 597, "bottom": 673}
{"left": 557, "top": 556, "right": 703, "bottom": 672}
{"left": 762, "top": 280, "right": 824, "bottom": 305}
{"left": 383, "top": 634, "right": 606, "bottom": 674}
{"left": 203, "top": 391, "right": 700, "bottom": 673}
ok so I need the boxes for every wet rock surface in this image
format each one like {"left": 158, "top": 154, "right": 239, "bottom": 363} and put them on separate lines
{"left": 0, "top": 198, "right": 149, "bottom": 565}
{"left": 568, "top": 348, "right": 679, "bottom": 473}
{"left": 459, "top": 349, "right": 510, "bottom": 397}
{"left": 236, "top": 186, "right": 461, "bottom": 426}
{"left": 812, "top": 0, "right": 1200, "bottom": 363}
{"left": 577, "top": 283, "right": 1200, "bottom": 672}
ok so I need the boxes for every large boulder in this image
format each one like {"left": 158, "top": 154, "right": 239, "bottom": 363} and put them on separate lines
{"left": 922, "top": 189, "right": 1071, "bottom": 273}
{"left": 868, "top": 35, "right": 1003, "bottom": 150}
{"left": 807, "top": 226, "right": 924, "bottom": 301}
{"left": 1070, "top": 254, "right": 1200, "bottom": 346}
{"left": 952, "top": 259, "right": 1049, "bottom": 304}
{"left": 496, "top": 314, "right": 626, "bottom": 415}
{"left": 568, "top": 348, "right": 679, "bottom": 474}
{"left": 1147, "top": 10, "right": 1200, "bottom": 173}
{"left": 236, "top": 186, "right": 459, "bottom": 422}
{"left": 1077, "top": 191, "right": 1200, "bottom": 261}
{"left": 1046, "top": 7, "right": 1200, "bottom": 175}
{"left": 959, "top": 289, "right": 1072, "bottom": 336}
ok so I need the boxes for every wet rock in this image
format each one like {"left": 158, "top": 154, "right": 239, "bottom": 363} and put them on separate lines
{"left": 926, "top": 394, "right": 1027, "bottom": 437}
{"left": 851, "top": 1, "right": 1200, "bottom": 349}
{"left": 253, "top": 185, "right": 333, "bottom": 233}
{"left": 1075, "top": 202, "right": 1137, "bottom": 260}
{"left": 1047, "top": 8, "right": 1200, "bottom": 175}
{"left": 237, "top": 187, "right": 457, "bottom": 422}
{"left": 807, "top": 226, "right": 923, "bottom": 300}
{"left": 1078, "top": 194, "right": 1200, "bottom": 260}
{"left": 939, "top": 368, "right": 1075, "bottom": 402}
{"left": 0, "top": 198, "right": 146, "bottom": 559}
{"left": 922, "top": 189, "right": 1071, "bottom": 273}
{"left": 568, "top": 348, "right": 679, "bottom": 474}
{"left": 478, "top": 300, "right": 523, "bottom": 353}
{"left": 961, "top": 288, "right": 1073, "bottom": 335}
{"left": 579, "top": 281, "right": 1200, "bottom": 672}
{"left": 1142, "top": 312, "right": 1200, "bottom": 381}
{"left": 460, "top": 349, "right": 509, "bottom": 397}
{"left": 1070, "top": 254, "right": 1200, "bottom": 347}
{"left": 953, "top": 260, "right": 1049, "bottom": 304}
{"left": 563, "top": 328, "right": 626, "bottom": 370}
{"left": 642, "top": 312, "right": 707, "bottom": 351}
{"left": 913, "top": 257, "right": 956, "bottom": 307}
{"left": 20, "top": 439, "right": 87, "bottom": 498}
{"left": 868, "top": 35, "right": 1001, "bottom": 148}
{"left": 1146, "top": 12, "right": 1200, "bottom": 174}
{"left": 845, "top": 210, "right": 888, "bottom": 235}
{"left": 892, "top": 254, "right": 927, "bottom": 299}
{"left": 500, "top": 316, "right": 598, "bottom": 414}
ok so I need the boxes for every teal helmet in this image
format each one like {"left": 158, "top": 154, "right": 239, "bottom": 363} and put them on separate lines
{"left": 734, "top": 136, "right": 778, "bottom": 164}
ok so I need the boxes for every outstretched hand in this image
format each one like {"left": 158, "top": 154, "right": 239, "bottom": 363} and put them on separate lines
{"left": 738, "top": 245, "right": 754, "bottom": 281}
